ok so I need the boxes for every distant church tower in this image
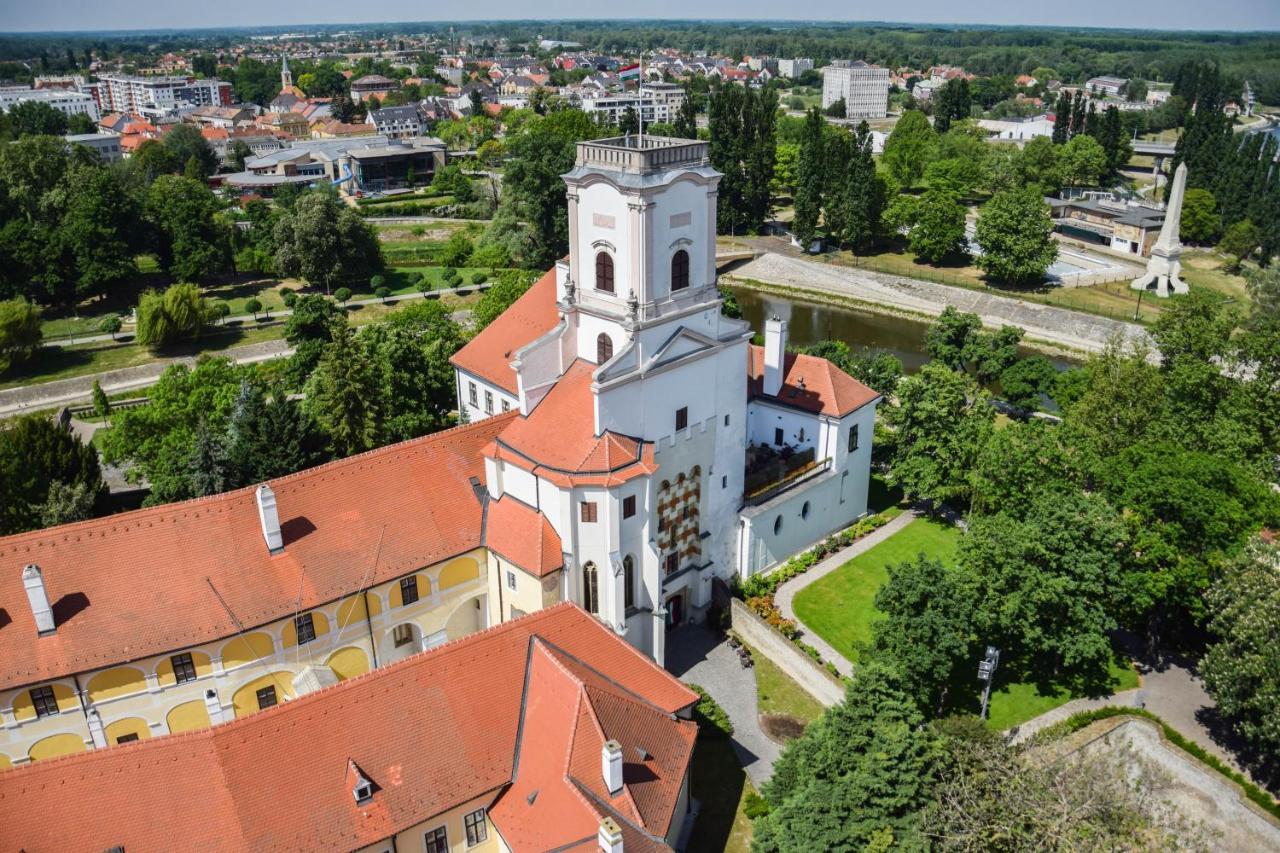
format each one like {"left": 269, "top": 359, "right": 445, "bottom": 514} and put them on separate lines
{"left": 280, "top": 54, "right": 292, "bottom": 91}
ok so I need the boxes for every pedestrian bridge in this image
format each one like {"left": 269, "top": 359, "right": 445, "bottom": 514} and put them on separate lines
{"left": 1132, "top": 140, "right": 1176, "bottom": 157}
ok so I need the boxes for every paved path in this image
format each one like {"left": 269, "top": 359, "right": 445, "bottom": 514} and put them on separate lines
{"left": 665, "top": 623, "right": 781, "bottom": 786}
{"left": 726, "top": 249, "right": 1152, "bottom": 357}
{"left": 772, "top": 511, "right": 919, "bottom": 678}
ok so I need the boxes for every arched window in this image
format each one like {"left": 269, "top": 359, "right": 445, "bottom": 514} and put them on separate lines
{"left": 671, "top": 249, "right": 690, "bottom": 291}
{"left": 597, "top": 333, "right": 613, "bottom": 364}
{"left": 595, "top": 252, "right": 615, "bottom": 293}
{"left": 774, "top": 515, "right": 783, "bottom": 535}
{"left": 624, "top": 555, "right": 636, "bottom": 611}
{"left": 582, "top": 561, "right": 599, "bottom": 614}
{"left": 801, "top": 501, "right": 810, "bottom": 520}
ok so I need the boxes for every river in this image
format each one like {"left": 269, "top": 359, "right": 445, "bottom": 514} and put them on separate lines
{"left": 731, "top": 286, "right": 1079, "bottom": 373}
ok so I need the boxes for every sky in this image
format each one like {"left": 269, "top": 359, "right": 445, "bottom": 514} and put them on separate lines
{"left": 3, "top": 0, "right": 1279, "bottom": 33}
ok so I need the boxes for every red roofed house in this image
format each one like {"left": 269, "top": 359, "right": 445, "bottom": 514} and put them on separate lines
{"left": 452, "top": 134, "right": 880, "bottom": 664}
{"left": 0, "top": 604, "right": 701, "bottom": 851}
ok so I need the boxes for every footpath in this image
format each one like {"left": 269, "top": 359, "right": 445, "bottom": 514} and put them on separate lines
{"left": 726, "top": 250, "right": 1152, "bottom": 357}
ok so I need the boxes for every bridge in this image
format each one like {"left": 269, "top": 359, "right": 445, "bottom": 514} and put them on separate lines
{"left": 1132, "top": 140, "right": 1176, "bottom": 157}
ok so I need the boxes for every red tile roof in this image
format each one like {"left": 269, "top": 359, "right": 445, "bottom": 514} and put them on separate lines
{"left": 485, "top": 496, "right": 564, "bottom": 577}
{"left": 747, "top": 345, "right": 880, "bottom": 417}
{"left": 450, "top": 269, "right": 561, "bottom": 395}
{"left": 492, "top": 360, "right": 657, "bottom": 487}
{"left": 0, "top": 413, "right": 517, "bottom": 692}
{"left": 0, "top": 605, "right": 697, "bottom": 852}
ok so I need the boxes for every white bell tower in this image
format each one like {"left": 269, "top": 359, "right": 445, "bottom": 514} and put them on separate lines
{"left": 558, "top": 136, "right": 724, "bottom": 362}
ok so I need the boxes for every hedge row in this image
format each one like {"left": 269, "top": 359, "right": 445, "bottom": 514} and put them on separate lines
{"left": 688, "top": 684, "right": 734, "bottom": 738}
{"left": 739, "top": 512, "right": 894, "bottom": 600}
{"left": 355, "top": 193, "right": 452, "bottom": 207}
{"left": 1045, "top": 706, "right": 1280, "bottom": 822}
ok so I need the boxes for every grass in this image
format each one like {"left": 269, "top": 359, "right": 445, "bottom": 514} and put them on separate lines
{"left": 687, "top": 736, "right": 756, "bottom": 853}
{"left": 749, "top": 642, "right": 826, "bottom": 726}
{"left": 985, "top": 656, "right": 1140, "bottom": 730}
{"left": 791, "top": 515, "right": 1142, "bottom": 730}
{"left": 792, "top": 517, "right": 962, "bottom": 663}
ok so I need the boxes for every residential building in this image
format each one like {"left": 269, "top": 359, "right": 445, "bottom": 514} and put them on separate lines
{"left": 64, "top": 132, "right": 123, "bottom": 162}
{"left": 746, "top": 55, "right": 776, "bottom": 72}
{"left": 254, "top": 110, "right": 310, "bottom": 138}
{"left": 435, "top": 64, "right": 464, "bottom": 86}
{"left": 310, "top": 118, "right": 378, "bottom": 139}
{"left": 451, "top": 135, "right": 879, "bottom": 660}
{"left": 0, "top": 86, "right": 99, "bottom": 121}
{"left": 0, "top": 605, "right": 700, "bottom": 852}
{"left": 822, "top": 60, "right": 891, "bottom": 119}
{"left": 1086, "top": 76, "right": 1128, "bottom": 98}
{"left": 370, "top": 104, "right": 425, "bottom": 138}
{"left": 89, "top": 74, "right": 231, "bottom": 118}
{"left": 350, "top": 74, "right": 397, "bottom": 102}
{"left": 344, "top": 137, "right": 446, "bottom": 194}
{"left": 580, "top": 83, "right": 687, "bottom": 126}
{"left": 189, "top": 104, "right": 257, "bottom": 129}
{"left": 777, "top": 58, "right": 814, "bottom": 79}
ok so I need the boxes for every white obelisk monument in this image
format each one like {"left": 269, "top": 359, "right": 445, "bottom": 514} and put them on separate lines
{"left": 1131, "top": 161, "right": 1189, "bottom": 298}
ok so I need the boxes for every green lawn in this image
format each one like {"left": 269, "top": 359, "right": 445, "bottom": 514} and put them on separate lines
{"left": 791, "top": 515, "right": 1142, "bottom": 730}
{"left": 748, "top": 642, "right": 827, "bottom": 726}
{"left": 793, "top": 517, "right": 962, "bottom": 663}
{"left": 985, "top": 656, "right": 1140, "bottom": 730}
{"left": 688, "top": 735, "right": 755, "bottom": 853}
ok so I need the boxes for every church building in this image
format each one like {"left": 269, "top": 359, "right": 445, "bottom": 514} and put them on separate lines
{"left": 452, "top": 135, "right": 880, "bottom": 663}
{"left": 0, "top": 135, "right": 876, "bottom": 771}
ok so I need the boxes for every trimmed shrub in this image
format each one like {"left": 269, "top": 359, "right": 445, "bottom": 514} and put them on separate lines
{"left": 688, "top": 684, "right": 734, "bottom": 738}
{"left": 333, "top": 287, "right": 352, "bottom": 305}
{"left": 471, "top": 271, "right": 488, "bottom": 285}
{"left": 374, "top": 286, "right": 392, "bottom": 302}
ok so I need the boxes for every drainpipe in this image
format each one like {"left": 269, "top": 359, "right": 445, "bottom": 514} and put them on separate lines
{"left": 71, "top": 673, "right": 96, "bottom": 748}
{"left": 362, "top": 589, "right": 380, "bottom": 670}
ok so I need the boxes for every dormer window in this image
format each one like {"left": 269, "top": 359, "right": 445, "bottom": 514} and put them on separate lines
{"left": 354, "top": 781, "right": 373, "bottom": 803}
{"left": 595, "top": 251, "right": 615, "bottom": 293}
{"left": 671, "top": 249, "right": 689, "bottom": 291}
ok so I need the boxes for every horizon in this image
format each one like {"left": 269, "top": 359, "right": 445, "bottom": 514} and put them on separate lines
{"left": 4, "top": 6, "right": 1280, "bottom": 36}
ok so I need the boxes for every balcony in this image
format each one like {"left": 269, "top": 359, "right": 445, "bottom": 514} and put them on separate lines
{"left": 575, "top": 135, "right": 709, "bottom": 174}
{"left": 743, "top": 443, "right": 827, "bottom": 507}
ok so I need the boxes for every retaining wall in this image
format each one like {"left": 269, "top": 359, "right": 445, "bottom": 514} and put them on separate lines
{"left": 730, "top": 598, "right": 844, "bottom": 708}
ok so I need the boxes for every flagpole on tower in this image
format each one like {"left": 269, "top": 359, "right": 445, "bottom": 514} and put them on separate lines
{"left": 638, "top": 51, "right": 644, "bottom": 146}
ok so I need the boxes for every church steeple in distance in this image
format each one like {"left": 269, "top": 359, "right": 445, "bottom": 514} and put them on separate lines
{"left": 280, "top": 54, "right": 292, "bottom": 90}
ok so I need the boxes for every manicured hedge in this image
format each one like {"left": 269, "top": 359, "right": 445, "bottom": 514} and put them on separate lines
{"left": 689, "top": 684, "right": 734, "bottom": 738}
{"left": 739, "top": 512, "right": 894, "bottom": 600}
{"left": 1046, "top": 706, "right": 1280, "bottom": 821}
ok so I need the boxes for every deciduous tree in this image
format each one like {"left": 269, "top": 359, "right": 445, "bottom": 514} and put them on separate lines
{"left": 974, "top": 188, "right": 1057, "bottom": 285}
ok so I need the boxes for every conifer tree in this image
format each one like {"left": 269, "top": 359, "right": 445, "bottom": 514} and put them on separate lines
{"left": 305, "top": 320, "right": 379, "bottom": 457}
{"left": 1051, "top": 92, "right": 1072, "bottom": 144}
{"left": 791, "top": 107, "right": 825, "bottom": 248}
{"left": 673, "top": 88, "right": 697, "bottom": 139}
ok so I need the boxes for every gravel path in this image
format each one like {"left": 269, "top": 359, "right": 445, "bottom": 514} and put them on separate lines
{"left": 772, "top": 511, "right": 919, "bottom": 678}
{"left": 727, "top": 251, "right": 1152, "bottom": 357}
{"left": 665, "top": 623, "right": 781, "bottom": 786}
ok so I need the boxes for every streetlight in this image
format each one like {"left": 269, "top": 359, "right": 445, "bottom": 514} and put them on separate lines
{"left": 977, "top": 645, "right": 1001, "bottom": 720}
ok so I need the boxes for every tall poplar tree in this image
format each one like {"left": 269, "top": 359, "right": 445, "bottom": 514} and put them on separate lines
{"left": 791, "top": 107, "right": 825, "bottom": 248}
{"left": 1051, "top": 91, "right": 1072, "bottom": 144}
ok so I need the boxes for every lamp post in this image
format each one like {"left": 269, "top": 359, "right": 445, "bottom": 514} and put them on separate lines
{"left": 977, "top": 645, "right": 1000, "bottom": 720}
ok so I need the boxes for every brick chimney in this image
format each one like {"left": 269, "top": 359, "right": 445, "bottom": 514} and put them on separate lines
{"left": 22, "top": 564, "right": 56, "bottom": 636}
{"left": 597, "top": 816, "right": 624, "bottom": 853}
{"left": 602, "top": 739, "right": 623, "bottom": 795}
{"left": 763, "top": 316, "right": 788, "bottom": 397}
{"left": 256, "top": 484, "right": 283, "bottom": 554}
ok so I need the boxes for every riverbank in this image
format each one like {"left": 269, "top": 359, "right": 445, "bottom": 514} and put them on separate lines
{"left": 725, "top": 252, "right": 1151, "bottom": 359}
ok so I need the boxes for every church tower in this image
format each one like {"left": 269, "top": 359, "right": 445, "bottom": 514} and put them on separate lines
{"left": 280, "top": 54, "right": 293, "bottom": 91}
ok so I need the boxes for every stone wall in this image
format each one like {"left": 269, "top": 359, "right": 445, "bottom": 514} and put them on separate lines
{"left": 729, "top": 598, "right": 844, "bottom": 708}
{"left": 1067, "top": 716, "right": 1280, "bottom": 850}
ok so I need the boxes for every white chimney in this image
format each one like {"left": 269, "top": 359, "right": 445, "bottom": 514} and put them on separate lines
{"left": 204, "top": 688, "right": 226, "bottom": 725}
{"left": 22, "top": 564, "right": 56, "bottom": 636}
{"left": 763, "top": 317, "right": 788, "bottom": 397}
{"left": 256, "top": 484, "right": 283, "bottom": 554}
{"left": 86, "top": 709, "right": 107, "bottom": 748}
{"left": 597, "top": 817, "right": 624, "bottom": 853}
{"left": 602, "top": 739, "right": 623, "bottom": 795}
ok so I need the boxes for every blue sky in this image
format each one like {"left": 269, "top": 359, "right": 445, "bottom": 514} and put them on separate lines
{"left": 5, "top": 1, "right": 1279, "bottom": 33}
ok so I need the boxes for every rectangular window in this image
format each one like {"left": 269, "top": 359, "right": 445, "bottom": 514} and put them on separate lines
{"left": 502, "top": 399, "right": 510, "bottom": 412}
{"left": 848, "top": 424, "right": 859, "bottom": 453}
{"left": 774, "top": 427, "right": 784, "bottom": 446}
{"left": 721, "top": 475, "right": 728, "bottom": 489}
{"left": 30, "top": 685, "right": 58, "bottom": 718}
{"left": 393, "top": 624, "right": 415, "bottom": 648}
{"left": 424, "top": 826, "right": 448, "bottom": 853}
{"left": 116, "top": 733, "right": 139, "bottom": 744}
{"left": 622, "top": 495, "right": 636, "bottom": 518}
{"left": 171, "top": 653, "right": 197, "bottom": 684}
{"left": 400, "top": 575, "right": 419, "bottom": 605}
{"left": 724, "top": 414, "right": 730, "bottom": 426}
{"left": 256, "top": 685, "right": 278, "bottom": 710}
{"left": 580, "top": 501, "right": 598, "bottom": 523}
{"left": 506, "top": 570, "right": 517, "bottom": 590}
{"left": 465, "top": 809, "right": 489, "bottom": 846}
{"left": 294, "top": 613, "right": 316, "bottom": 645}
{"left": 484, "top": 391, "right": 494, "bottom": 415}
{"left": 469, "top": 382, "right": 478, "bottom": 406}
{"left": 675, "top": 406, "right": 688, "bottom": 431}
{"left": 664, "top": 552, "right": 679, "bottom": 576}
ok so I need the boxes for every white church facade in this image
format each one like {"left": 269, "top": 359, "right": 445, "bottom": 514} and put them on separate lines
{"left": 452, "top": 135, "right": 881, "bottom": 662}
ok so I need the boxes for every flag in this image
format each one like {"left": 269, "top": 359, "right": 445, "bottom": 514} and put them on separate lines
{"left": 619, "top": 63, "right": 640, "bottom": 81}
